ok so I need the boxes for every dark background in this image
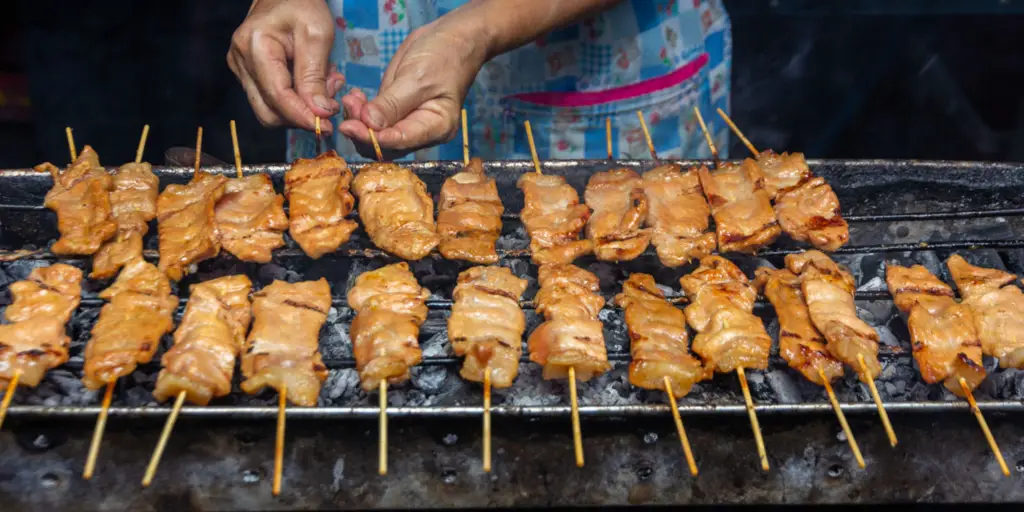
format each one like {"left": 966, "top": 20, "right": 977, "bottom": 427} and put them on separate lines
{"left": 3, "top": 0, "right": 1024, "bottom": 168}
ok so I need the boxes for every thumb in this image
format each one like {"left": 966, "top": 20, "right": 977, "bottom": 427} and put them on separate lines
{"left": 363, "top": 73, "right": 431, "bottom": 131}
{"left": 293, "top": 25, "right": 339, "bottom": 117}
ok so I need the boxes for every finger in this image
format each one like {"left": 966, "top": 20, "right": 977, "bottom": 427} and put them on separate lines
{"left": 338, "top": 119, "right": 371, "bottom": 143}
{"left": 293, "top": 24, "right": 339, "bottom": 116}
{"left": 363, "top": 74, "right": 433, "bottom": 131}
{"left": 233, "top": 56, "right": 285, "bottom": 127}
{"left": 374, "top": 108, "right": 455, "bottom": 152}
{"left": 341, "top": 92, "right": 368, "bottom": 121}
{"left": 248, "top": 32, "right": 319, "bottom": 130}
{"left": 327, "top": 70, "right": 346, "bottom": 97}
{"left": 350, "top": 87, "right": 368, "bottom": 102}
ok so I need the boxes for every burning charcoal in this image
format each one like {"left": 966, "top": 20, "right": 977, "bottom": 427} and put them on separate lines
{"left": 321, "top": 369, "right": 361, "bottom": 405}
{"left": 873, "top": 324, "right": 901, "bottom": 348}
{"left": 598, "top": 308, "right": 627, "bottom": 353}
{"left": 257, "top": 262, "right": 300, "bottom": 284}
{"left": 765, "top": 370, "right": 802, "bottom": 404}
{"left": 503, "top": 364, "right": 560, "bottom": 407}
{"left": 411, "top": 365, "right": 448, "bottom": 394}
{"left": 421, "top": 330, "right": 451, "bottom": 358}
{"left": 321, "top": 307, "right": 354, "bottom": 360}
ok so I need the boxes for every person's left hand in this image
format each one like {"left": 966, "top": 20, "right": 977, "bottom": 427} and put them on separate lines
{"left": 338, "top": 16, "right": 488, "bottom": 160}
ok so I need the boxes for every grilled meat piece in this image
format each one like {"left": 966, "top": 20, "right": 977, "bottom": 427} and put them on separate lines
{"left": 886, "top": 262, "right": 985, "bottom": 396}
{"left": 679, "top": 256, "right": 771, "bottom": 373}
{"left": 517, "top": 173, "right": 593, "bottom": 265}
{"left": 754, "top": 267, "right": 844, "bottom": 385}
{"left": 437, "top": 158, "right": 504, "bottom": 264}
{"left": 449, "top": 266, "right": 528, "bottom": 387}
{"left": 240, "top": 279, "right": 331, "bottom": 406}
{"left": 285, "top": 151, "right": 358, "bottom": 259}
{"left": 528, "top": 263, "right": 610, "bottom": 381}
{"left": 157, "top": 172, "right": 228, "bottom": 281}
{"left": 640, "top": 164, "right": 716, "bottom": 267}
{"left": 947, "top": 254, "right": 1024, "bottom": 368}
{"left": 584, "top": 168, "right": 651, "bottom": 261}
{"left": 698, "top": 161, "right": 780, "bottom": 254}
{"left": 83, "top": 259, "right": 177, "bottom": 390}
{"left": 215, "top": 174, "right": 289, "bottom": 263}
{"left": 152, "top": 275, "right": 252, "bottom": 405}
{"left": 754, "top": 150, "right": 812, "bottom": 199}
{"left": 39, "top": 146, "right": 118, "bottom": 256}
{"left": 786, "top": 251, "right": 881, "bottom": 381}
{"left": 0, "top": 264, "right": 83, "bottom": 388}
{"left": 347, "top": 263, "right": 429, "bottom": 391}
{"left": 614, "top": 273, "right": 708, "bottom": 397}
{"left": 91, "top": 161, "right": 160, "bottom": 279}
{"left": 352, "top": 163, "right": 440, "bottom": 260}
{"left": 753, "top": 151, "right": 848, "bottom": 252}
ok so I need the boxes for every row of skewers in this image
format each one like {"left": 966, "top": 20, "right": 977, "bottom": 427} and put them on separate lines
{"left": 0, "top": 109, "right": 1017, "bottom": 495}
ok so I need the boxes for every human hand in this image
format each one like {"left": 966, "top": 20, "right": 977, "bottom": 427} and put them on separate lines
{"left": 338, "top": 15, "right": 488, "bottom": 160}
{"left": 227, "top": 0, "right": 345, "bottom": 133}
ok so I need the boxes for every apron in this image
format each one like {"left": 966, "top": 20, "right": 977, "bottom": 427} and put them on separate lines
{"left": 286, "top": 0, "right": 732, "bottom": 162}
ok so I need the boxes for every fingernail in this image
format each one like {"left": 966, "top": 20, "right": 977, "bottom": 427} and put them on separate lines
{"left": 314, "top": 95, "right": 332, "bottom": 110}
{"left": 368, "top": 108, "right": 386, "bottom": 129}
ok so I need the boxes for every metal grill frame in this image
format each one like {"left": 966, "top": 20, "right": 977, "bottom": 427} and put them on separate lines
{"left": 3, "top": 157, "right": 1024, "bottom": 421}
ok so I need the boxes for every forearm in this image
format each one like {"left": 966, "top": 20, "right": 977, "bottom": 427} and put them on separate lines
{"left": 448, "top": 0, "right": 623, "bottom": 60}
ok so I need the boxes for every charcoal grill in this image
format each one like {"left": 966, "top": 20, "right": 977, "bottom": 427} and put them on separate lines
{"left": 1, "top": 158, "right": 1024, "bottom": 506}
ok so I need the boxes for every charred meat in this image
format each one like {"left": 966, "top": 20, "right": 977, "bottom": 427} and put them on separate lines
{"left": 91, "top": 161, "right": 160, "bottom": 279}
{"left": 517, "top": 173, "right": 593, "bottom": 265}
{"left": 352, "top": 163, "right": 440, "bottom": 260}
{"left": 584, "top": 168, "right": 650, "bottom": 261}
{"left": 755, "top": 151, "right": 848, "bottom": 252}
{"left": 285, "top": 151, "right": 358, "bottom": 259}
{"left": 215, "top": 174, "right": 289, "bottom": 263}
{"left": 947, "top": 254, "right": 1024, "bottom": 369}
{"left": 156, "top": 172, "right": 228, "bottom": 281}
{"left": 641, "top": 164, "right": 716, "bottom": 267}
{"left": 38, "top": 146, "right": 117, "bottom": 256}
{"left": 698, "top": 161, "right": 780, "bottom": 254}
{"left": 449, "top": 266, "right": 528, "bottom": 387}
{"left": 437, "top": 158, "right": 504, "bottom": 264}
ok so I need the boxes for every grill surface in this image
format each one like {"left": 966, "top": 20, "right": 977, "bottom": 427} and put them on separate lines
{"left": 1, "top": 158, "right": 1024, "bottom": 422}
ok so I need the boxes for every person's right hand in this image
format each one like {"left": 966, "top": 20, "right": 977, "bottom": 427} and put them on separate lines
{"left": 227, "top": 0, "right": 344, "bottom": 133}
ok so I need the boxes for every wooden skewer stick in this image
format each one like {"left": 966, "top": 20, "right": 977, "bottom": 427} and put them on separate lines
{"left": 368, "top": 128, "right": 383, "bottom": 162}
{"left": 379, "top": 379, "right": 388, "bottom": 476}
{"left": 959, "top": 377, "right": 1010, "bottom": 477}
{"left": 462, "top": 108, "right": 470, "bottom": 165}
{"left": 819, "top": 369, "right": 865, "bottom": 469}
{"left": 83, "top": 381, "right": 115, "bottom": 479}
{"left": 230, "top": 120, "right": 243, "bottom": 179}
{"left": 135, "top": 124, "right": 150, "bottom": 164}
{"left": 736, "top": 367, "right": 769, "bottom": 471}
{"left": 315, "top": 116, "right": 322, "bottom": 155}
{"left": 568, "top": 366, "right": 584, "bottom": 468}
{"left": 663, "top": 376, "right": 698, "bottom": 476}
{"left": 483, "top": 366, "right": 492, "bottom": 473}
{"left": 857, "top": 354, "right": 898, "bottom": 447}
{"left": 635, "top": 111, "right": 657, "bottom": 160}
{"left": 66, "top": 127, "right": 77, "bottom": 162}
{"left": 715, "top": 108, "right": 759, "bottom": 157}
{"left": 273, "top": 384, "right": 287, "bottom": 496}
{"left": 524, "top": 121, "right": 542, "bottom": 175}
{"left": 142, "top": 391, "right": 186, "bottom": 487}
{"left": 0, "top": 370, "right": 22, "bottom": 431}
{"left": 606, "top": 117, "right": 613, "bottom": 160}
{"left": 692, "top": 107, "right": 721, "bottom": 168}
{"left": 193, "top": 127, "right": 203, "bottom": 181}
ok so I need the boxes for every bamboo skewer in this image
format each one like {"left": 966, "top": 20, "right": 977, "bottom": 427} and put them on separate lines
{"left": 483, "top": 367, "right": 492, "bottom": 473}
{"left": 230, "top": 120, "right": 243, "bottom": 179}
{"left": 66, "top": 127, "right": 77, "bottom": 162}
{"left": 692, "top": 107, "right": 721, "bottom": 168}
{"left": 135, "top": 124, "right": 150, "bottom": 164}
{"left": 524, "top": 121, "right": 542, "bottom": 174}
{"left": 462, "top": 108, "right": 470, "bottom": 165}
{"left": 368, "top": 128, "right": 383, "bottom": 162}
{"left": 736, "top": 367, "right": 769, "bottom": 471}
{"left": 379, "top": 380, "right": 388, "bottom": 476}
{"left": 663, "top": 376, "right": 698, "bottom": 476}
{"left": 193, "top": 127, "right": 203, "bottom": 181}
{"left": 568, "top": 366, "right": 584, "bottom": 468}
{"left": 715, "top": 108, "right": 759, "bottom": 157}
{"left": 635, "top": 111, "right": 657, "bottom": 160}
{"left": 142, "top": 390, "right": 186, "bottom": 487}
{"left": 315, "top": 116, "right": 322, "bottom": 155}
{"left": 273, "top": 383, "right": 287, "bottom": 495}
{"left": 606, "top": 117, "right": 613, "bottom": 160}
{"left": 857, "top": 354, "right": 898, "bottom": 447}
{"left": 819, "top": 369, "right": 865, "bottom": 469}
{"left": 0, "top": 370, "right": 21, "bottom": 431}
{"left": 959, "top": 377, "right": 1010, "bottom": 477}
{"left": 82, "top": 381, "right": 115, "bottom": 479}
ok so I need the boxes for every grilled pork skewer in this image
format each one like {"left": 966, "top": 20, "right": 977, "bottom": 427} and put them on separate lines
{"left": 437, "top": 158, "right": 504, "bottom": 264}
{"left": 285, "top": 150, "right": 358, "bottom": 259}
{"left": 584, "top": 168, "right": 651, "bottom": 261}
{"left": 528, "top": 263, "right": 610, "bottom": 381}
{"left": 786, "top": 251, "right": 882, "bottom": 381}
{"left": 698, "top": 160, "right": 780, "bottom": 255}
{"left": 152, "top": 275, "right": 253, "bottom": 405}
{"left": 449, "top": 266, "right": 528, "bottom": 387}
{"left": 215, "top": 175, "right": 288, "bottom": 263}
{"left": 91, "top": 160, "right": 160, "bottom": 279}
{"left": 0, "top": 264, "right": 83, "bottom": 388}
{"left": 240, "top": 279, "right": 331, "bottom": 406}
{"left": 946, "top": 254, "right": 1024, "bottom": 368}
{"left": 754, "top": 267, "right": 845, "bottom": 385}
{"left": 347, "top": 262, "right": 429, "bottom": 391}
{"left": 38, "top": 145, "right": 118, "bottom": 256}
{"left": 615, "top": 273, "right": 707, "bottom": 396}
{"left": 641, "top": 164, "right": 717, "bottom": 267}
{"left": 352, "top": 163, "right": 440, "bottom": 260}
{"left": 885, "top": 262, "right": 986, "bottom": 396}
{"left": 518, "top": 172, "right": 593, "bottom": 265}
{"left": 82, "top": 259, "right": 178, "bottom": 390}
